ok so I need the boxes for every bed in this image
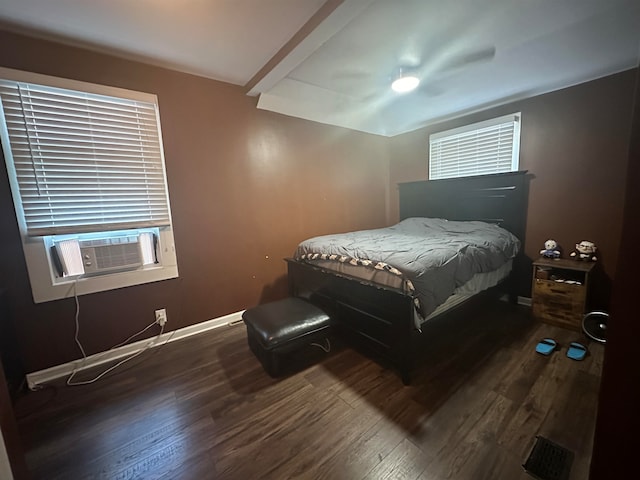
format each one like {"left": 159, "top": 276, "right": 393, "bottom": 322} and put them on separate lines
{"left": 286, "top": 171, "right": 529, "bottom": 384}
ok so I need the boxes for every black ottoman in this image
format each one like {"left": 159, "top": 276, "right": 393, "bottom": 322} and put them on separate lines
{"left": 242, "top": 297, "right": 332, "bottom": 377}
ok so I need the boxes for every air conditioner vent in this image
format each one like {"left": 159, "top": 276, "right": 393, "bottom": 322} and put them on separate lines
{"left": 79, "top": 236, "right": 142, "bottom": 274}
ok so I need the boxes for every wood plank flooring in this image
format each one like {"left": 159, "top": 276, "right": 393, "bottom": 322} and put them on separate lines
{"left": 13, "top": 301, "right": 604, "bottom": 480}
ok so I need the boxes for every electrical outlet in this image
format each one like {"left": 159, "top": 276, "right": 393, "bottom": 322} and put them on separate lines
{"left": 155, "top": 308, "right": 167, "bottom": 326}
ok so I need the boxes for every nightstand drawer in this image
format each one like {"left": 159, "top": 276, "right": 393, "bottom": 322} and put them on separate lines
{"left": 531, "top": 258, "right": 594, "bottom": 331}
{"left": 534, "top": 279, "right": 585, "bottom": 302}
{"left": 532, "top": 302, "right": 582, "bottom": 330}
{"left": 532, "top": 279, "right": 586, "bottom": 330}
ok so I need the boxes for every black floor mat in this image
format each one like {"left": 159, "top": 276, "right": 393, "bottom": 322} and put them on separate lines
{"left": 523, "top": 436, "right": 574, "bottom": 480}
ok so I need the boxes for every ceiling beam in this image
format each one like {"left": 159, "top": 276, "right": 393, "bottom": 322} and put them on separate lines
{"left": 244, "top": 0, "right": 375, "bottom": 96}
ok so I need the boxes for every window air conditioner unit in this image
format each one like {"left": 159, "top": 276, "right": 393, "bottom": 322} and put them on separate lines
{"left": 78, "top": 235, "right": 143, "bottom": 275}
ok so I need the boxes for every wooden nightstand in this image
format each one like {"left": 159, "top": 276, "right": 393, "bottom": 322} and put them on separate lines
{"left": 532, "top": 257, "right": 595, "bottom": 331}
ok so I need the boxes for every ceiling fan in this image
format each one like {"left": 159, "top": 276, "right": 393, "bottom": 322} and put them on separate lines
{"left": 331, "top": 45, "right": 497, "bottom": 100}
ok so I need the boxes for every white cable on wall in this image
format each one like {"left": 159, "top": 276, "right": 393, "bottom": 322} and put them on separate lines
{"left": 66, "top": 279, "right": 166, "bottom": 386}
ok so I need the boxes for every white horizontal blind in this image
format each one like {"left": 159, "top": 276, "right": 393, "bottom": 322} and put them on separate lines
{"left": 429, "top": 113, "right": 520, "bottom": 180}
{"left": 0, "top": 79, "right": 171, "bottom": 236}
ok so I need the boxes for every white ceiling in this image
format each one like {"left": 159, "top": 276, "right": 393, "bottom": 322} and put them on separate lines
{"left": 1, "top": 0, "right": 639, "bottom": 136}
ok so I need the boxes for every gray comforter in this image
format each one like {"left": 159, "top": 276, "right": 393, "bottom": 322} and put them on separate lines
{"left": 294, "top": 217, "right": 520, "bottom": 318}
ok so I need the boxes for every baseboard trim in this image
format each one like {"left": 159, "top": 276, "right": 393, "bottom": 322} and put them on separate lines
{"left": 498, "top": 294, "right": 532, "bottom": 307}
{"left": 26, "top": 309, "right": 245, "bottom": 390}
{"left": 518, "top": 296, "right": 532, "bottom": 307}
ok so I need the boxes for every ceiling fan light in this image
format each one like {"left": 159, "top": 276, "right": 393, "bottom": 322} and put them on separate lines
{"left": 391, "top": 75, "right": 419, "bottom": 93}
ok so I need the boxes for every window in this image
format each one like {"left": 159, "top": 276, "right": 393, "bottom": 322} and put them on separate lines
{"left": 429, "top": 113, "right": 521, "bottom": 180}
{"left": 0, "top": 68, "right": 178, "bottom": 303}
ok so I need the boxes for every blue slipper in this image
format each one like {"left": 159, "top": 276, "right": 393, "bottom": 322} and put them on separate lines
{"left": 535, "top": 338, "right": 557, "bottom": 355}
{"left": 567, "top": 342, "right": 587, "bottom": 361}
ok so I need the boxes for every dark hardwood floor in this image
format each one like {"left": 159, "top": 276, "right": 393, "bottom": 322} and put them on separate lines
{"left": 13, "top": 301, "right": 603, "bottom": 480}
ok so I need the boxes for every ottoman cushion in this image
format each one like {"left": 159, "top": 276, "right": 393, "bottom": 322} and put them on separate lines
{"left": 243, "top": 297, "right": 331, "bottom": 350}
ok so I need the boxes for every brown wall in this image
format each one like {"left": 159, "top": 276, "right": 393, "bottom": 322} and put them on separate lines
{"left": 389, "top": 71, "right": 637, "bottom": 304}
{"left": 590, "top": 66, "right": 640, "bottom": 480}
{"left": 0, "top": 30, "right": 391, "bottom": 373}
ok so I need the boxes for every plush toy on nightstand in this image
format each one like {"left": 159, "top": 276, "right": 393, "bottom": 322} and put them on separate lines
{"left": 540, "top": 239, "right": 561, "bottom": 259}
{"left": 570, "top": 240, "right": 597, "bottom": 261}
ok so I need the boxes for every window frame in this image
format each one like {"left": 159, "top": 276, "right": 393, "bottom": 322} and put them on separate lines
{"left": 428, "top": 113, "right": 521, "bottom": 181}
{"left": 0, "top": 67, "right": 178, "bottom": 303}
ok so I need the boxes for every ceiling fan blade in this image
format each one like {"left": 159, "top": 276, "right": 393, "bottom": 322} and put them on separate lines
{"left": 411, "top": 45, "right": 496, "bottom": 97}
{"left": 438, "top": 45, "right": 496, "bottom": 73}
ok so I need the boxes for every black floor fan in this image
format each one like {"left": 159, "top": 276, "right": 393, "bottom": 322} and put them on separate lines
{"left": 582, "top": 311, "right": 608, "bottom": 344}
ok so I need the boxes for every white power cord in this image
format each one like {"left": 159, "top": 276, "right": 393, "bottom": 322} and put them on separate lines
{"left": 66, "top": 279, "right": 166, "bottom": 386}
{"left": 311, "top": 338, "right": 331, "bottom": 353}
{"left": 111, "top": 321, "right": 159, "bottom": 349}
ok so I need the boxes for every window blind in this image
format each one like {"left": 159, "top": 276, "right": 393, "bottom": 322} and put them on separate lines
{"left": 0, "top": 80, "right": 171, "bottom": 236}
{"left": 429, "top": 113, "right": 520, "bottom": 180}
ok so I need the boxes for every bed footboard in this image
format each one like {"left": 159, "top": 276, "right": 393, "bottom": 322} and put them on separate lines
{"left": 286, "top": 258, "right": 417, "bottom": 384}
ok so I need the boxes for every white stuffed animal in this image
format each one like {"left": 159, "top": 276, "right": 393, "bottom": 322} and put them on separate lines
{"left": 540, "top": 239, "right": 561, "bottom": 259}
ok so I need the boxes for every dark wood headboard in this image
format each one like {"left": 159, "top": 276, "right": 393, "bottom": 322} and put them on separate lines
{"left": 399, "top": 171, "right": 531, "bottom": 297}
{"left": 398, "top": 171, "right": 529, "bottom": 243}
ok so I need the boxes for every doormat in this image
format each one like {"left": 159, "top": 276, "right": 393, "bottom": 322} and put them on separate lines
{"left": 522, "top": 436, "right": 573, "bottom": 480}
